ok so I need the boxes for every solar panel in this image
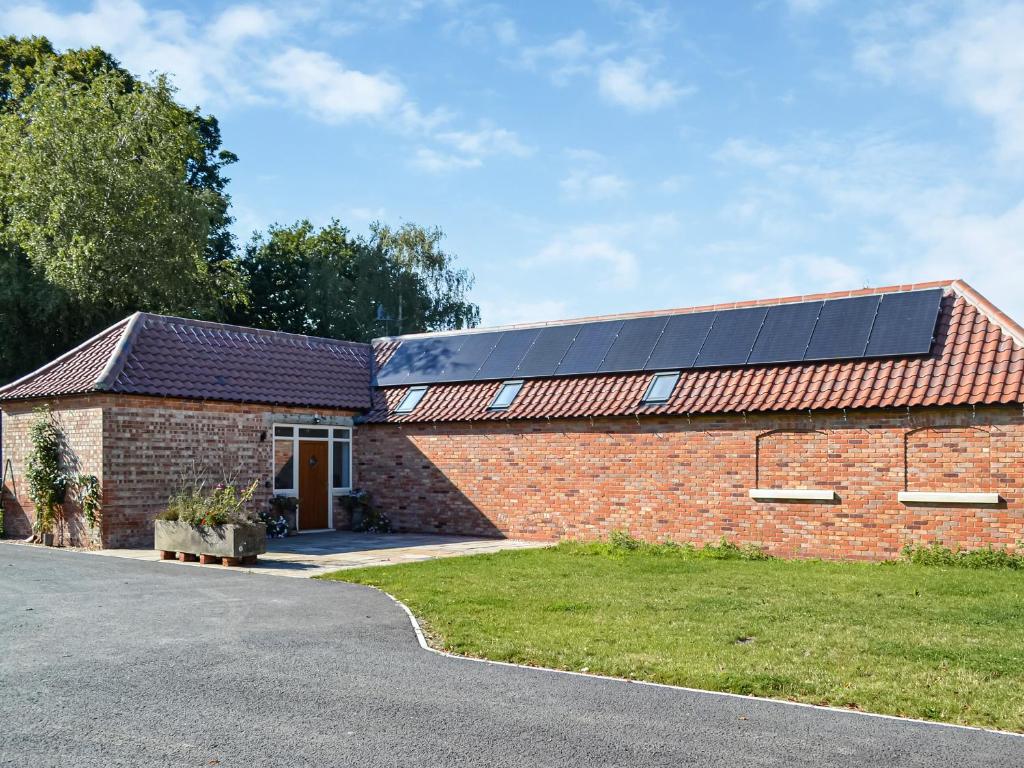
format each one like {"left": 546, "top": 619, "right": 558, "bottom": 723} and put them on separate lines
{"left": 555, "top": 321, "right": 622, "bottom": 376}
{"left": 803, "top": 295, "right": 879, "bottom": 361}
{"left": 644, "top": 311, "right": 717, "bottom": 370}
{"left": 374, "top": 344, "right": 417, "bottom": 386}
{"left": 432, "top": 332, "right": 501, "bottom": 382}
{"left": 376, "top": 336, "right": 463, "bottom": 386}
{"left": 747, "top": 301, "right": 823, "bottom": 365}
{"left": 515, "top": 324, "right": 581, "bottom": 377}
{"left": 475, "top": 329, "right": 541, "bottom": 380}
{"left": 376, "top": 289, "right": 945, "bottom": 386}
{"left": 599, "top": 316, "right": 669, "bottom": 373}
{"left": 864, "top": 288, "right": 942, "bottom": 357}
{"left": 694, "top": 307, "right": 768, "bottom": 367}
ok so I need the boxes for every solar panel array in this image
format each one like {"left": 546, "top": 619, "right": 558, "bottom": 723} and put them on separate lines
{"left": 375, "top": 288, "right": 944, "bottom": 386}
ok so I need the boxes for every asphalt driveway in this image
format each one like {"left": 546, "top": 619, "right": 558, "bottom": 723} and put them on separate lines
{"left": 1, "top": 544, "right": 1021, "bottom": 767}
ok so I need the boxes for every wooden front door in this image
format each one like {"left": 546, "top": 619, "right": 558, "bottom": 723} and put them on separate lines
{"left": 298, "top": 440, "right": 329, "bottom": 529}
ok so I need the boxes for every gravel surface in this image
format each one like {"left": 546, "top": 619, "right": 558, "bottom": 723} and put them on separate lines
{"left": 1, "top": 543, "right": 1021, "bottom": 767}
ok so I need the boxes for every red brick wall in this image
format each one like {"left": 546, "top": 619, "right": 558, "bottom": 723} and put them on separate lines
{"left": 356, "top": 406, "right": 1024, "bottom": 560}
{"left": 2, "top": 395, "right": 356, "bottom": 548}
{"left": 1, "top": 398, "right": 104, "bottom": 547}
{"left": 101, "top": 396, "right": 357, "bottom": 547}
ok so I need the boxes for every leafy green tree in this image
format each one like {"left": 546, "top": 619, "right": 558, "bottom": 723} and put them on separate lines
{"left": 229, "top": 220, "right": 480, "bottom": 341}
{"left": 0, "top": 36, "right": 241, "bottom": 383}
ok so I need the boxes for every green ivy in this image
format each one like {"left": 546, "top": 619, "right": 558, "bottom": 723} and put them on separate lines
{"left": 76, "top": 474, "right": 101, "bottom": 530}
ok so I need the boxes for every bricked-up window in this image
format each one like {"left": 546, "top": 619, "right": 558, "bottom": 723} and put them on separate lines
{"left": 641, "top": 371, "right": 680, "bottom": 404}
{"left": 488, "top": 380, "right": 523, "bottom": 411}
{"left": 273, "top": 424, "right": 353, "bottom": 494}
{"left": 395, "top": 385, "right": 428, "bottom": 414}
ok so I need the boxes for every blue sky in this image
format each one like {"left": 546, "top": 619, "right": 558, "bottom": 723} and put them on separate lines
{"left": 3, "top": 0, "right": 1024, "bottom": 325}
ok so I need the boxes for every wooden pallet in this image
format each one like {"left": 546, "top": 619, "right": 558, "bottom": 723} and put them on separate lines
{"left": 158, "top": 551, "right": 259, "bottom": 567}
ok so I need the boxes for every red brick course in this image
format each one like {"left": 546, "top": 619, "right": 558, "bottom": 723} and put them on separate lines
{"left": 356, "top": 406, "right": 1024, "bottom": 559}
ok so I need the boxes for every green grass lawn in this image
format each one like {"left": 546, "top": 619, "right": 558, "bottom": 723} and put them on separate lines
{"left": 319, "top": 542, "right": 1024, "bottom": 732}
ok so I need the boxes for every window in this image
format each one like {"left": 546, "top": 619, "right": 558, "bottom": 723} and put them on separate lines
{"left": 331, "top": 430, "right": 352, "bottom": 491}
{"left": 332, "top": 440, "right": 351, "bottom": 489}
{"left": 395, "top": 385, "right": 428, "bottom": 414}
{"left": 272, "top": 422, "right": 353, "bottom": 494}
{"left": 273, "top": 438, "right": 295, "bottom": 491}
{"left": 642, "top": 371, "right": 679, "bottom": 404}
{"left": 488, "top": 380, "right": 523, "bottom": 411}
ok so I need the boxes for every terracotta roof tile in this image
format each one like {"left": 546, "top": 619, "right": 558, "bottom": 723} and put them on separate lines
{"left": 0, "top": 313, "right": 374, "bottom": 410}
{"left": 368, "top": 285, "right": 1024, "bottom": 423}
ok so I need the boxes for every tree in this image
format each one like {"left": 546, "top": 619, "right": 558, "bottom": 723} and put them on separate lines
{"left": 1, "top": 67, "right": 230, "bottom": 310}
{"left": 0, "top": 36, "right": 241, "bottom": 383}
{"left": 0, "top": 36, "right": 239, "bottom": 271}
{"left": 229, "top": 220, "right": 479, "bottom": 341}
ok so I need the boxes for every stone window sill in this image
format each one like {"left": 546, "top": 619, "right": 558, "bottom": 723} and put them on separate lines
{"left": 897, "top": 491, "right": 1001, "bottom": 505}
{"left": 748, "top": 488, "right": 837, "bottom": 502}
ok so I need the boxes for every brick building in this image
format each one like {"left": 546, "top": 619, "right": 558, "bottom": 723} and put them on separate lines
{"left": 3, "top": 279, "right": 1024, "bottom": 559}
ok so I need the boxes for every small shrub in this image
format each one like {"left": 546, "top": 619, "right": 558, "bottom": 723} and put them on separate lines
{"left": 609, "top": 530, "right": 642, "bottom": 551}
{"left": 697, "top": 537, "right": 772, "bottom": 561}
{"left": 594, "top": 532, "right": 772, "bottom": 560}
{"left": 901, "top": 542, "right": 1024, "bottom": 570}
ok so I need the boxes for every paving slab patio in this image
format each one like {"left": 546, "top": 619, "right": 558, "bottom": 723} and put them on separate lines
{"left": 85, "top": 530, "right": 549, "bottom": 577}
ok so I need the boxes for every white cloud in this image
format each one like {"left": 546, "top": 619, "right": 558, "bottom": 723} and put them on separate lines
{"left": 714, "top": 128, "right": 1024, "bottom": 318}
{"left": 434, "top": 126, "right": 532, "bottom": 158}
{"left": 855, "top": 2, "right": 1024, "bottom": 162}
{"left": 602, "top": 0, "right": 674, "bottom": 40}
{"left": 208, "top": 4, "right": 279, "bottom": 45}
{"left": 411, "top": 148, "right": 482, "bottom": 173}
{"left": 1, "top": 0, "right": 221, "bottom": 105}
{"left": 477, "top": 298, "right": 573, "bottom": 327}
{"left": 264, "top": 48, "right": 404, "bottom": 122}
{"left": 723, "top": 254, "right": 865, "bottom": 300}
{"left": 519, "top": 30, "right": 611, "bottom": 85}
{"left": 443, "top": 9, "right": 518, "bottom": 48}
{"left": 414, "top": 125, "right": 532, "bottom": 173}
{"left": 884, "top": 201, "right": 1024, "bottom": 316}
{"left": 524, "top": 230, "right": 640, "bottom": 289}
{"left": 560, "top": 170, "right": 630, "bottom": 201}
{"left": 785, "top": 0, "right": 831, "bottom": 14}
{"left": 2, "top": 0, "right": 525, "bottom": 171}
{"left": 597, "top": 58, "right": 689, "bottom": 110}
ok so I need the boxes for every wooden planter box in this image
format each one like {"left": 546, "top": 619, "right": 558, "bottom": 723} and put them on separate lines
{"left": 154, "top": 520, "right": 267, "bottom": 564}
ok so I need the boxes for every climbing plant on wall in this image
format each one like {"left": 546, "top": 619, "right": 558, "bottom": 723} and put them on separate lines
{"left": 76, "top": 474, "right": 101, "bottom": 530}
{"left": 24, "top": 407, "right": 67, "bottom": 539}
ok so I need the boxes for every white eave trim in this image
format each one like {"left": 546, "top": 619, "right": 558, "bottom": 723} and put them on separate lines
{"left": 749, "top": 488, "right": 837, "bottom": 502}
{"left": 898, "top": 491, "right": 1002, "bottom": 505}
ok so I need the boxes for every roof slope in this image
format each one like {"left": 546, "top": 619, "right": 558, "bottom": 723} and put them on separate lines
{"left": 366, "top": 280, "right": 1024, "bottom": 423}
{"left": 0, "top": 313, "right": 374, "bottom": 410}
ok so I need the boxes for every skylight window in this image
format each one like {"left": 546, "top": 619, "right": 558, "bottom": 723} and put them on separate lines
{"left": 488, "top": 380, "right": 523, "bottom": 411}
{"left": 395, "top": 385, "right": 428, "bottom": 414}
{"left": 642, "top": 371, "right": 679, "bottom": 404}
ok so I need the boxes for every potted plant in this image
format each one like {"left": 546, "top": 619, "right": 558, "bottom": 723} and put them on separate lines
{"left": 268, "top": 495, "right": 298, "bottom": 533}
{"left": 154, "top": 479, "right": 266, "bottom": 564}
{"left": 340, "top": 489, "right": 392, "bottom": 533}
